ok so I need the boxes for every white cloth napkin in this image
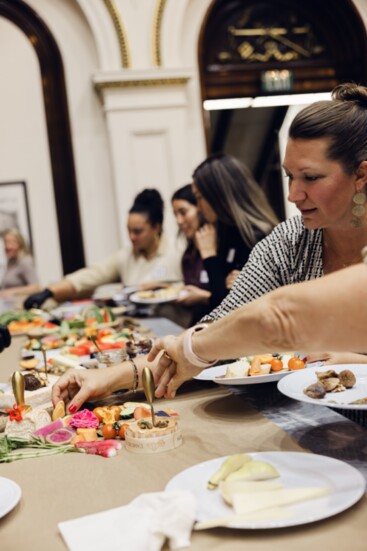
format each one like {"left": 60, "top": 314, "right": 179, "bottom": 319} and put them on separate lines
{"left": 58, "top": 490, "right": 197, "bottom": 551}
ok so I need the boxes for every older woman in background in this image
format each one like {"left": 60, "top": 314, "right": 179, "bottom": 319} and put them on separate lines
{"left": 0, "top": 228, "right": 40, "bottom": 297}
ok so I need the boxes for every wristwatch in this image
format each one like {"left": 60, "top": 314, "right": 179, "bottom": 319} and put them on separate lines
{"left": 183, "top": 324, "right": 217, "bottom": 368}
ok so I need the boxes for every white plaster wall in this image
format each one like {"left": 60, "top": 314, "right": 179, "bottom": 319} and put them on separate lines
{"left": 25, "top": 0, "right": 120, "bottom": 271}
{"left": 0, "top": 17, "right": 62, "bottom": 285}
{"left": 1, "top": 0, "right": 365, "bottom": 288}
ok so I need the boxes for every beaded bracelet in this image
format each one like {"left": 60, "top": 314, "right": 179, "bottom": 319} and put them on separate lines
{"left": 129, "top": 359, "right": 139, "bottom": 393}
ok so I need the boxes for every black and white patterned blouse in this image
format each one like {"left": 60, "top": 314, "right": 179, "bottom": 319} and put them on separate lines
{"left": 203, "top": 215, "right": 324, "bottom": 322}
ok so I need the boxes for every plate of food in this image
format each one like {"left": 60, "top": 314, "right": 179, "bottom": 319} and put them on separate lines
{"left": 0, "top": 477, "right": 22, "bottom": 518}
{"left": 129, "top": 286, "right": 187, "bottom": 305}
{"left": 194, "top": 354, "right": 306, "bottom": 385}
{"left": 278, "top": 364, "right": 367, "bottom": 410}
{"left": 165, "top": 451, "right": 365, "bottom": 529}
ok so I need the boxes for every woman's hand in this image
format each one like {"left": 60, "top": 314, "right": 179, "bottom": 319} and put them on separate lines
{"left": 51, "top": 367, "right": 123, "bottom": 412}
{"left": 148, "top": 334, "right": 203, "bottom": 398}
{"left": 175, "top": 285, "right": 210, "bottom": 306}
{"left": 306, "top": 351, "right": 367, "bottom": 365}
{"left": 225, "top": 269, "right": 241, "bottom": 289}
{"left": 195, "top": 224, "right": 217, "bottom": 259}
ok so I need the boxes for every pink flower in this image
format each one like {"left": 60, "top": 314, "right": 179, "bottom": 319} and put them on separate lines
{"left": 69, "top": 409, "right": 99, "bottom": 429}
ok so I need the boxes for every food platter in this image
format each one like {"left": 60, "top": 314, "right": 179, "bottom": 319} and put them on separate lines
{"left": 278, "top": 364, "right": 367, "bottom": 410}
{"left": 165, "top": 451, "right": 365, "bottom": 529}
{"left": 129, "top": 288, "right": 187, "bottom": 305}
{"left": 0, "top": 477, "right": 22, "bottom": 519}
{"left": 194, "top": 364, "right": 300, "bottom": 385}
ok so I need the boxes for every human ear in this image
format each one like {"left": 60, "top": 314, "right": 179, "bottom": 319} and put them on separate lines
{"left": 355, "top": 161, "right": 367, "bottom": 190}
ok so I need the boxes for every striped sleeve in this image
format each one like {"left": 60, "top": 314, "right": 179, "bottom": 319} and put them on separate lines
{"left": 202, "top": 216, "right": 323, "bottom": 322}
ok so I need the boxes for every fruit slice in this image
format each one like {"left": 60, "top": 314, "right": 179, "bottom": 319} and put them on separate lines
{"left": 133, "top": 406, "right": 152, "bottom": 420}
{"left": 52, "top": 400, "right": 66, "bottom": 421}
{"left": 207, "top": 454, "right": 251, "bottom": 490}
{"left": 45, "top": 428, "right": 75, "bottom": 445}
{"left": 226, "top": 460, "right": 280, "bottom": 482}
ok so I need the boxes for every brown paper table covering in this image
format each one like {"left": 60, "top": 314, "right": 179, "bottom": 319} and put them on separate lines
{"left": 0, "top": 333, "right": 367, "bottom": 550}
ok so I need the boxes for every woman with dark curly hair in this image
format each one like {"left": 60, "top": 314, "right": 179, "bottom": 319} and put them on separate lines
{"left": 24, "top": 189, "right": 182, "bottom": 308}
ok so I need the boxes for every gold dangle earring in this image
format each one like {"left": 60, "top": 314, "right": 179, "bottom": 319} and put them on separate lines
{"left": 351, "top": 190, "right": 367, "bottom": 228}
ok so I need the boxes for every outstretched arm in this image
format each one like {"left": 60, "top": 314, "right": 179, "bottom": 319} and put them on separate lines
{"left": 149, "top": 263, "right": 367, "bottom": 398}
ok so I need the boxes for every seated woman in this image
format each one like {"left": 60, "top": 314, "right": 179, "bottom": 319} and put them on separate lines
{"left": 0, "top": 228, "right": 40, "bottom": 297}
{"left": 171, "top": 184, "right": 211, "bottom": 325}
{"left": 51, "top": 82, "right": 367, "bottom": 410}
{"left": 191, "top": 153, "right": 279, "bottom": 310}
{"left": 24, "top": 189, "right": 182, "bottom": 309}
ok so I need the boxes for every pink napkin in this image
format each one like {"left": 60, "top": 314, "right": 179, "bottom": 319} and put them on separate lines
{"left": 59, "top": 490, "right": 196, "bottom": 551}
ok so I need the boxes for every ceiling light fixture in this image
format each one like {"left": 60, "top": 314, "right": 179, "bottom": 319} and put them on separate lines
{"left": 203, "top": 92, "right": 331, "bottom": 111}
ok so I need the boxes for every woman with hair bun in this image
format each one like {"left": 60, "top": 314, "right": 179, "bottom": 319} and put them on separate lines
{"left": 24, "top": 188, "right": 182, "bottom": 308}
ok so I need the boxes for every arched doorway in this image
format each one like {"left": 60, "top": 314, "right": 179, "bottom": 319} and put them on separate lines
{"left": 0, "top": 0, "right": 85, "bottom": 273}
{"left": 199, "top": 0, "right": 367, "bottom": 219}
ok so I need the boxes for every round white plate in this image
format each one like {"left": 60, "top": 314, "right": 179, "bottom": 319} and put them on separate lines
{"left": 0, "top": 477, "right": 21, "bottom": 519}
{"left": 165, "top": 451, "right": 365, "bottom": 529}
{"left": 278, "top": 364, "right": 367, "bottom": 410}
{"left": 194, "top": 364, "right": 299, "bottom": 385}
{"left": 129, "top": 289, "right": 187, "bottom": 305}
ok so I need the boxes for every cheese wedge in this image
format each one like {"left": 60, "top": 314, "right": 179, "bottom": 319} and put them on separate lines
{"left": 219, "top": 479, "right": 283, "bottom": 505}
{"left": 233, "top": 486, "right": 330, "bottom": 515}
{"left": 194, "top": 506, "right": 293, "bottom": 530}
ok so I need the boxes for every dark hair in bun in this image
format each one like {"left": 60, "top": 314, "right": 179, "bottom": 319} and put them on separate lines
{"left": 129, "top": 188, "right": 164, "bottom": 228}
{"left": 289, "top": 82, "right": 367, "bottom": 174}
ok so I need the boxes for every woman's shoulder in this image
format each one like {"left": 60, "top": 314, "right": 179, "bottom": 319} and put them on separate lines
{"left": 17, "top": 254, "right": 35, "bottom": 266}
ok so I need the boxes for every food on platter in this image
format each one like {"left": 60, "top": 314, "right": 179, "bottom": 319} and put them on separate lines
{"left": 195, "top": 454, "right": 330, "bottom": 529}
{"left": 208, "top": 453, "right": 252, "bottom": 490}
{"left": 22, "top": 324, "right": 152, "bottom": 370}
{"left": 304, "top": 368, "right": 356, "bottom": 399}
{"left": 207, "top": 454, "right": 279, "bottom": 491}
{"left": 0, "top": 374, "right": 58, "bottom": 412}
{"left": 5, "top": 407, "right": 52, "bottom": 440}
{"left": 124, "top": 416, "right": 182, "bottom": 454}
{"left": 130, "top": 284, "right": 185, "bottom": 304}
{"left": 225, "top": 353, "right": 305, "bottom": 379}
{"left": 0, "top": 309, "right": 57, "bottom": 335}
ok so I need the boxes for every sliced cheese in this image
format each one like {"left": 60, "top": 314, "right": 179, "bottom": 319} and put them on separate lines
{"left": 225, "top": 360, "right": 250, "bottom": 378}
{"left": 219, "top": 479, "right": 283, "bottom": 505}
{"left": 233, "top": 486, "right": 330, "bottom": 515}
{"left": 194, "top": 506, "right": 293, "bottom": 530}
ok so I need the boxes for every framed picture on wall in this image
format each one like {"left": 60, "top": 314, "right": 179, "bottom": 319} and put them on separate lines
{"left": 0, "top": 181, "right": 33, "bottom": 279}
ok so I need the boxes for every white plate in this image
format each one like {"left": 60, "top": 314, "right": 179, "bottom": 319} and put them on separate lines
{"left": 0, "top": 477, "right": 21, "bottom": 518}
{"left": 194, "top": 364, "right": 298, "bottom": 385}
{"left": 278, "top": 364, "right": 367, "bottom": 410}
{"left": 129, "top": 289, "right": 187, "bottom": 305}
{"left": 165, "top": 451, "right": 365, "bottom": 529}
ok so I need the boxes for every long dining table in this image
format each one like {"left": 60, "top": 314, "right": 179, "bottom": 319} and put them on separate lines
{"left": 1, "top": 318, "right": 367, "bottom": 551}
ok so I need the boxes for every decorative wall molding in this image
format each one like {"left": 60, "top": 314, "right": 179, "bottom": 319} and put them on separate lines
{"left": 152, "top": 0, "right": 168, "bottom": 66}
{"left": 103, "top": 0, "right": 131, "bottom": 67}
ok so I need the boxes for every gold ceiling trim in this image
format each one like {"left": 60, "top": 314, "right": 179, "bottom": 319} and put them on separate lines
{"left": 94, "top": 77, "right": 190, "bottom": 93}
{"left": 152, "top": 0, "right": 168, "bottom": 66}
{"left": 103, "top": 0, "right": 131, "bottom": 68}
